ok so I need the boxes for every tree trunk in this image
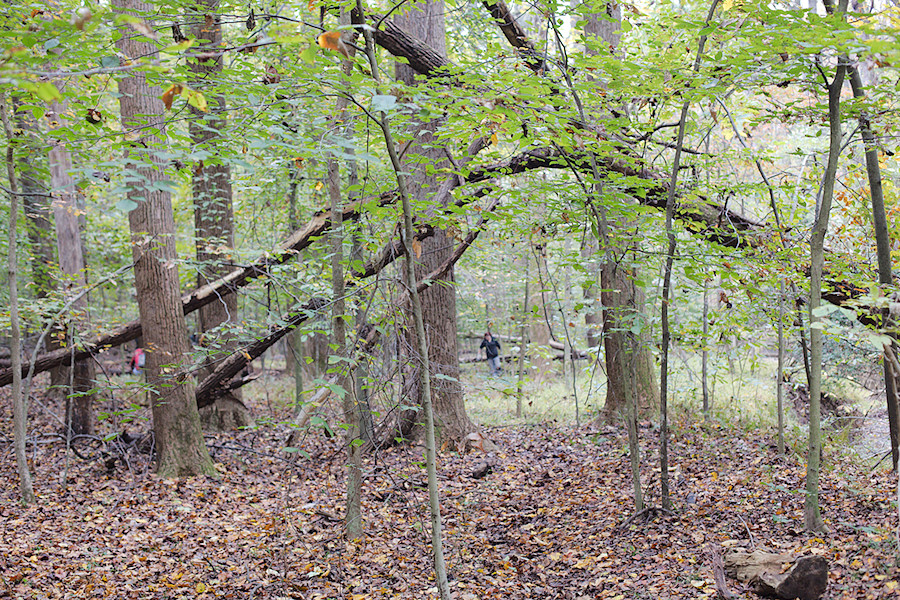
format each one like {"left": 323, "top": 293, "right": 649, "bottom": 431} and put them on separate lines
{"left": 394, "top": 0, "right": 478, "bottom": 445}
{"left": 287, "top": 163, "right": 305, "bottom": 411}
{"left": 529, "top": 242, "right": 553, "bottom": 380}
{"left": 188, "top": 2, "right": 251, "bottom": 431}
{"left": 358, "top": 14, "right": 451, "bottom": 594}
{"left": 657, "top": 0, "right": 718, "bottom": 513}
{"left": 806, "top": 30, "right": 846, "bottom": 531}
{"left": 848, "top": 63, "right": 900, "bottom": 471}
{"left": 777, "top": 280, "right": 786, "bottom": 456}
{"left": 701, "top": 277, "right": 710, "bottom": 414}
{"left": 581, "top": 236, "right": 601, "bottom": 353}
{"left": 600, "top": 258, "right": 658, "bottom": 420}
{"left": 3, "top": 98, "right": 36, "bottom": 504}
{"left": 583, "top": 4, "right": 659, "bottom": 424}
{"left": 516, "top": 251, "right": 529, "bottom": 417}
{"left": 325, "top": 27, "right": 364, "bottom": 538}
{"left": 48, "top": 97, "right": 96, "bottom": 436}
{"left": 114, "top": 0, "right": 215, "bottom": 478}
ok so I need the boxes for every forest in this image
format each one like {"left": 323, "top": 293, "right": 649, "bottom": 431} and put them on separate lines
{"left": 1, "top": 0, "right": 899, "bottom": 598}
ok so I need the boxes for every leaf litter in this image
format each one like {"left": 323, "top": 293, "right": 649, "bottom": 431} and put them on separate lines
{"left": 1, "top": 390, "right": 897, "bottom": 599}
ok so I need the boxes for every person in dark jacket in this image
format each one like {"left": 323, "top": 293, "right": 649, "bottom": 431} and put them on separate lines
{"left": 480, "top": 332, "right": 502, "bottom": 376}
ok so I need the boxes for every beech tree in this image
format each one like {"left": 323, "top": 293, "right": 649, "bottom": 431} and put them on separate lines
{"left": 393, "top": 0, "right": 481, "bottom": 445}
{"left": 113, "top": 0, "right": 215, "bottom": 478}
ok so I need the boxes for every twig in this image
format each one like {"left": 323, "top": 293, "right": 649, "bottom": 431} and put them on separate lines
{"left": 737, "top": 513, "right": 756, "bottom": 549}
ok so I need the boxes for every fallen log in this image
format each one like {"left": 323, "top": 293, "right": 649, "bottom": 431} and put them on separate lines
{"left": 724, "top": 547, "right": 828, "bottom": 600}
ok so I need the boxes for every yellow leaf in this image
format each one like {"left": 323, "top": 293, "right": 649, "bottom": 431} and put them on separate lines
{"left": 196, "top": 582, "right": 208, "bottom": 593}
{"left": 315, "top": 181, "right": 323, "bottom": 191}
{"left": 490, "top": 132, "right": 498, "bottom": 145}
{"left": 181, "top": 87, "right": 208, "bottom": 112}
{"left": 574, "top": 558, "right": 592, "bottom": 569}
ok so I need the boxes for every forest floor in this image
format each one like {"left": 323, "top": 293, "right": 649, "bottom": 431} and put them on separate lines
{"left": 1, "top": 379, "right": 898, "bottom": 599}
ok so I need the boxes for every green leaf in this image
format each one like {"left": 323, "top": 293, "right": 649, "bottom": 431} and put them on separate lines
{"left": 300, "top": 44, "right": 318, "bottom": 64}
{"left": 866, "top": 333, "right": 893, "bottom": 352}
{"left": 811, "top": 305, "right": 835, "bottom": 318}
{"left": 116, "top": 198, "right": 138, "bottom": 212}
{"left": 371, "top": 94, "right": 397, "bottom": 112}
{"left": 35, "top": 82, "right": 62, "bottom": 103}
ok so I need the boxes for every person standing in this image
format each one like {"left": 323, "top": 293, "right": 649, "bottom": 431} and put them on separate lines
{"left": 480, "top": 332, "right": 502, "bottom": 376}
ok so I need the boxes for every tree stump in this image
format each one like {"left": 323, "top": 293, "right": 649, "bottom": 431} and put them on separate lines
{"left": 724, "top": 548, "right": 828, "bottom": 600}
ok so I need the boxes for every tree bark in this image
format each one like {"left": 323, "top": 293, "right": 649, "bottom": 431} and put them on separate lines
{"left": 113, "top": 0, "right": 215, "bottom": 478}
{"left": 600, "top": 257, "right": 658, "bottom": 419}
{"left": 393, "top": 0, "right": 478, "bottom": 445}
{"left": 189, "top": 2, "right": 251, "bottom": 431}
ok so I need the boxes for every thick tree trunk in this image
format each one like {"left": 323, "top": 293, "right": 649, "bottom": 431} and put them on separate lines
{"left": 189, "top": 2, "right": 251, "bottom": 431}
{"left": 600, "top": 257, "right": 658, "bottom": 420}
{"left": 114, "top": 0, "right": 215, "bottom": 478}
{"left": 394, "top": 0, "right": 478, "bottom": 445}
{"left": 48, "top": 98, "right": 96, "bottom": 436}
{"left": 581, "top": 5, "right": 659, "bottom": 424}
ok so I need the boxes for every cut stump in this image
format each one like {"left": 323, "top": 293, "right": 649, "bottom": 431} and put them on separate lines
{"left": 724, "top": 548, "right": 828, "bottom": 600}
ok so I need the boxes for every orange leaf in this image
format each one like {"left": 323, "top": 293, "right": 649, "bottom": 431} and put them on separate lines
{"left": 317, "top": 31, "right": 349, "bottom": 58}
{"left": 161, "top": 84, "right": 182, "bottom": 110}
